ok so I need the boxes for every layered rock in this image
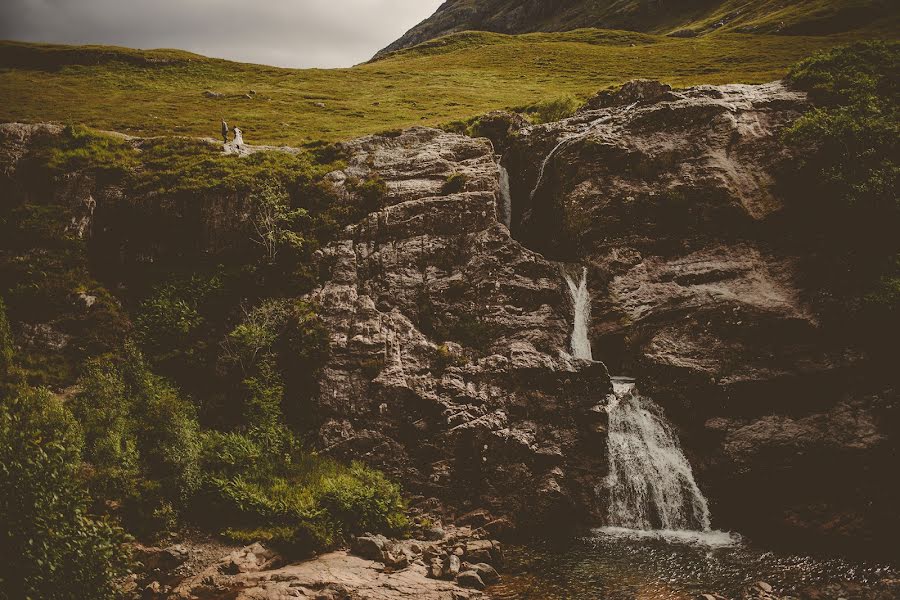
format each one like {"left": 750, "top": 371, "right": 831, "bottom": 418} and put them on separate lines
{"left": 309, "top": 127, "right": 612, "bottom": 529}
{"left": 489, "top": 79, "right": 898, "bottom": 551}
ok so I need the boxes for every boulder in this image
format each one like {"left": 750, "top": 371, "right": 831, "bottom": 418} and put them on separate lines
{"left": 219, "top": 543, "right": 281, "bottom": 575}
{"left": 463, "top": 562, "right": 500, "bottom": 585}
{"left": 350, "top": 534, "right": 389, "bottom": 561}
{"left": 456, "top": 570, "right": 486, "bottom": 590}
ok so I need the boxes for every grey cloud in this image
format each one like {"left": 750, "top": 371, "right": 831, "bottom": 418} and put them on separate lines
{"left": 0, "top": 0, "right": 444, "bottom": 68}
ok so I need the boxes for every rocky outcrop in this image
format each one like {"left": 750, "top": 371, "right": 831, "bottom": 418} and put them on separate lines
{"left": 309, "top": 127, "right": 612, "bottom": 530}
{"left": 170, "top": 525, "right": 503, "bottom": 600}
{"left": 487, "top": 79, "right": 898, "bottom": 552}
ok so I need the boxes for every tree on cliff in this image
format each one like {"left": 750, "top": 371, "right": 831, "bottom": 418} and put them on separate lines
{"left": 249, "top": 180, "right": 307, "bottom": 264}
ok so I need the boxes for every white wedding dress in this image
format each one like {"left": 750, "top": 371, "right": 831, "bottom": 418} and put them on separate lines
{"left": 232, "top": 127, "right": 244, "bottom": 146}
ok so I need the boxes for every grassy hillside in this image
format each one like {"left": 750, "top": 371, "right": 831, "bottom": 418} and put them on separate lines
{"left": 0, "top": 28, "right": 891, "bottom": 145}
{"left": 377, "top": 0, "right": 897, "bottom": 56}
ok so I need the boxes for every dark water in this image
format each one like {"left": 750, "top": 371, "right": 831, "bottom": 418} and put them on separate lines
{"left": 490, "top": 529, "right": 898, "bottom": 599}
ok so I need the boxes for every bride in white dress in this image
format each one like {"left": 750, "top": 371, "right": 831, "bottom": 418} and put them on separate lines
{"left": 232, "top": 126, "right": 244, "bottom": 148}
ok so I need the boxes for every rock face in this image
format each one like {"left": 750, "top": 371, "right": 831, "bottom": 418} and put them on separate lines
{"left": 487, "top": 79, "right": 898, "bottom": 552}
{"left": 310, "top": 127, "right": 612, "bottom": 529}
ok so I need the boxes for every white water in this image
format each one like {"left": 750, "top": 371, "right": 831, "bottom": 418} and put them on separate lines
{"left": 564, "top": 267, "right": 593, "bottom": 360}
{"left": 605, "top": 379, "right": 713, "bottom": 533}
{"left": 529, "top": 116, "right": 611, "bottom": 201}
{"left": 530, "top": 136, "right": 575, "bottom": 201}
{"left": 498, "top": 163, "right": 512, "bottom": 228}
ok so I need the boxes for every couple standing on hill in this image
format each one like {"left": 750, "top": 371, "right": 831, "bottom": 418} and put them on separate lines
{"left": 221, "top": 119, "right": 243, "bottom": 147}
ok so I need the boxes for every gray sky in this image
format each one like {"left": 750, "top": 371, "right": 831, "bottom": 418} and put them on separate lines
{"left": 0, "top": 0, "right": 445, "bottom": 68}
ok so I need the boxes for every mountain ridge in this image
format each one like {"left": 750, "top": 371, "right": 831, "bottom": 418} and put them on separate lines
{"left": 375, "top": 0, "right": 896, "bottom": 58}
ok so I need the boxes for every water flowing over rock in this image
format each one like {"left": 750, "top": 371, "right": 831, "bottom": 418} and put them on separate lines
{"left": 497, "top": 162, "right": 512, "bottom": 228}
{"left": 483, "top": 79, "right": 898, "bottom": 551}
{"left": 605, "top": 379, "right": 711, "bottom": 531}
{"left": 564, "top": 267, "right": 592, "bottom": 361}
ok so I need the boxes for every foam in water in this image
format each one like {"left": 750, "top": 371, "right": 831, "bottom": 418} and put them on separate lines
{"left": 498, "top": 163, "right": 512, "bottom": 228}
{"left": 592, "top": 526, "right": 740, "bottom": 548}
{"left": 605, "top": 380, "right": 713, "bottom": 532}
{"left": 564, "top": 267, "right": 592, "bottom": 360}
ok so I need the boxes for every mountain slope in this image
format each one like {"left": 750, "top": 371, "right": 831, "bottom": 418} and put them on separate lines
{"left": 0, "top": 30, "right": 876, "bottom": 145}
{"left": 375, "top": 0, "right": 896, "bottom": 58}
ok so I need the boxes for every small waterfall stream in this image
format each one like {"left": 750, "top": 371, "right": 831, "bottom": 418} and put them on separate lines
{"left": 564, "top": 267, "right": 593, "bottom": 361}
{"left": 498, "top": 163, "right": 512, "bottom": 228}
{"left": 529, "top": 115, "right": 611, "bottom": 201}
{"left": 564, "top": 267, "right": 714, "bottom": 534}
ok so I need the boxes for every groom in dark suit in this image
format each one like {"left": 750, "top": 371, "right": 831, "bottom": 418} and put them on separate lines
{"left": 221, "top": 119, "right": 229, "bottom": 143}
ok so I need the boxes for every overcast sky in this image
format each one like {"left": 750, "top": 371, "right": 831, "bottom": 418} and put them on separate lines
{"left": 0, "top": 0, "right": 445, "bottom": 68}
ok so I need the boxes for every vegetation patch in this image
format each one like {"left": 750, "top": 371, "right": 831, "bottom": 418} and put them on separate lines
{"left": 783, "top": 40, "right": 898, "bottom": 351}
{"left": 0, "top": 29, "right": 885, "bottom": 144}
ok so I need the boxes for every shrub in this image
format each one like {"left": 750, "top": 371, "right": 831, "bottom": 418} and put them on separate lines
{"left": 317, "top": 463, "right": 408, "bottom": 536}
{"left": 199, "top": 450, "right": 406, "bottom": 558}
{"left": 347, "top": 174, "right": 388, "bottom": 215}
{"left": 784, "top": 41, "right": 899, "bottom": 348}
{"left": 249, "top": 180, "right": 309, "bottom": 264}
{"left": 73, "top": 344, "right": 201, "bottom": 535}
{"left": 0, "top": 387, "right": 129, "bottom": 600}
{"left": 517, "top": 95, "right": 581, "bottom": 124}
{"left": 441, "top": 172, "right": 468, "bottom": 194}
{"left": 785, "top": 41, "right": 898, "bottom": 224}
{"left": 0, "top": 296, "right": 13, "bottom": 377}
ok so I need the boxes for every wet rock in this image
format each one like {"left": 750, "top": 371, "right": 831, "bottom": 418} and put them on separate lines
{"left": 463, "top": 562, "right": 499, "bottom": 585}
{"left": 456, "top": 570, "right": 486, "bottom": 590}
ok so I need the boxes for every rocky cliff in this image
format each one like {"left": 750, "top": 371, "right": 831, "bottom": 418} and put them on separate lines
{"left": 308, "top": 127, "right": 612, "bottom": 530}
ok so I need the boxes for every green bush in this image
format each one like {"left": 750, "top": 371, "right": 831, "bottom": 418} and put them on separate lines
{"left": 784, "top": 41, "right": 899, "bottom": 347}
{"left": 346, "top": 174, "right": 388, "bottom": 215}
{"left": 200, "top": 450, "right": 407, "bottom": 557}
{"left": 441, "top": 172, "right": 468, "bottom": 194}
{"left": 0, "top": 297, "right": 13, "bottom": 377}
{"left": 73, "top": 344, "right": 201, "bottom": 535}
{"left": 0, "top": 387, "right": 129, "bottom": 600}
{"left": 785, "top": 41, "right": 898, "bottom": 221}
{"left": 317, "top": 463, "right": 409, "bottom": 537}
{"left": 517, "top": 95, "right": 581, "bottom": 124}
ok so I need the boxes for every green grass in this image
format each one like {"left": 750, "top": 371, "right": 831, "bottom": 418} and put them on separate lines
{"left": 1, "top": 27, "right": 892, "bottom": 145}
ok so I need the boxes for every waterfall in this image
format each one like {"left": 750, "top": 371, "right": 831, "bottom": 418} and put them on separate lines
{"left": 564, "top": 267, "right": 593, "bottom": 361}
{"left": 605, "top": 379, "right": 712, "bottom": 532}
{"left": 498, "top": 163, "right": 512, "bottom": 228}
{"left": 529, "top": 115, "right": 611, "bottom": 201}
{"left": 530, "top": 136, "right": 574, "bottom": 201}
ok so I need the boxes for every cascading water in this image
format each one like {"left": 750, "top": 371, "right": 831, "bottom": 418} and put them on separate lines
{"left": 529, "top": 115, "right": 611, "bottom": 201}
{"left": 562, "top": 267, "right": 717, "bottom": 537}
{"left": 498, "top": 163, "right": 512, "bottom": 228}
{"left": 604, "top": 379, "right": 712, "bottom": 532}
{"left": 564, "top": 267, "right": 592, "bottom": 360}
